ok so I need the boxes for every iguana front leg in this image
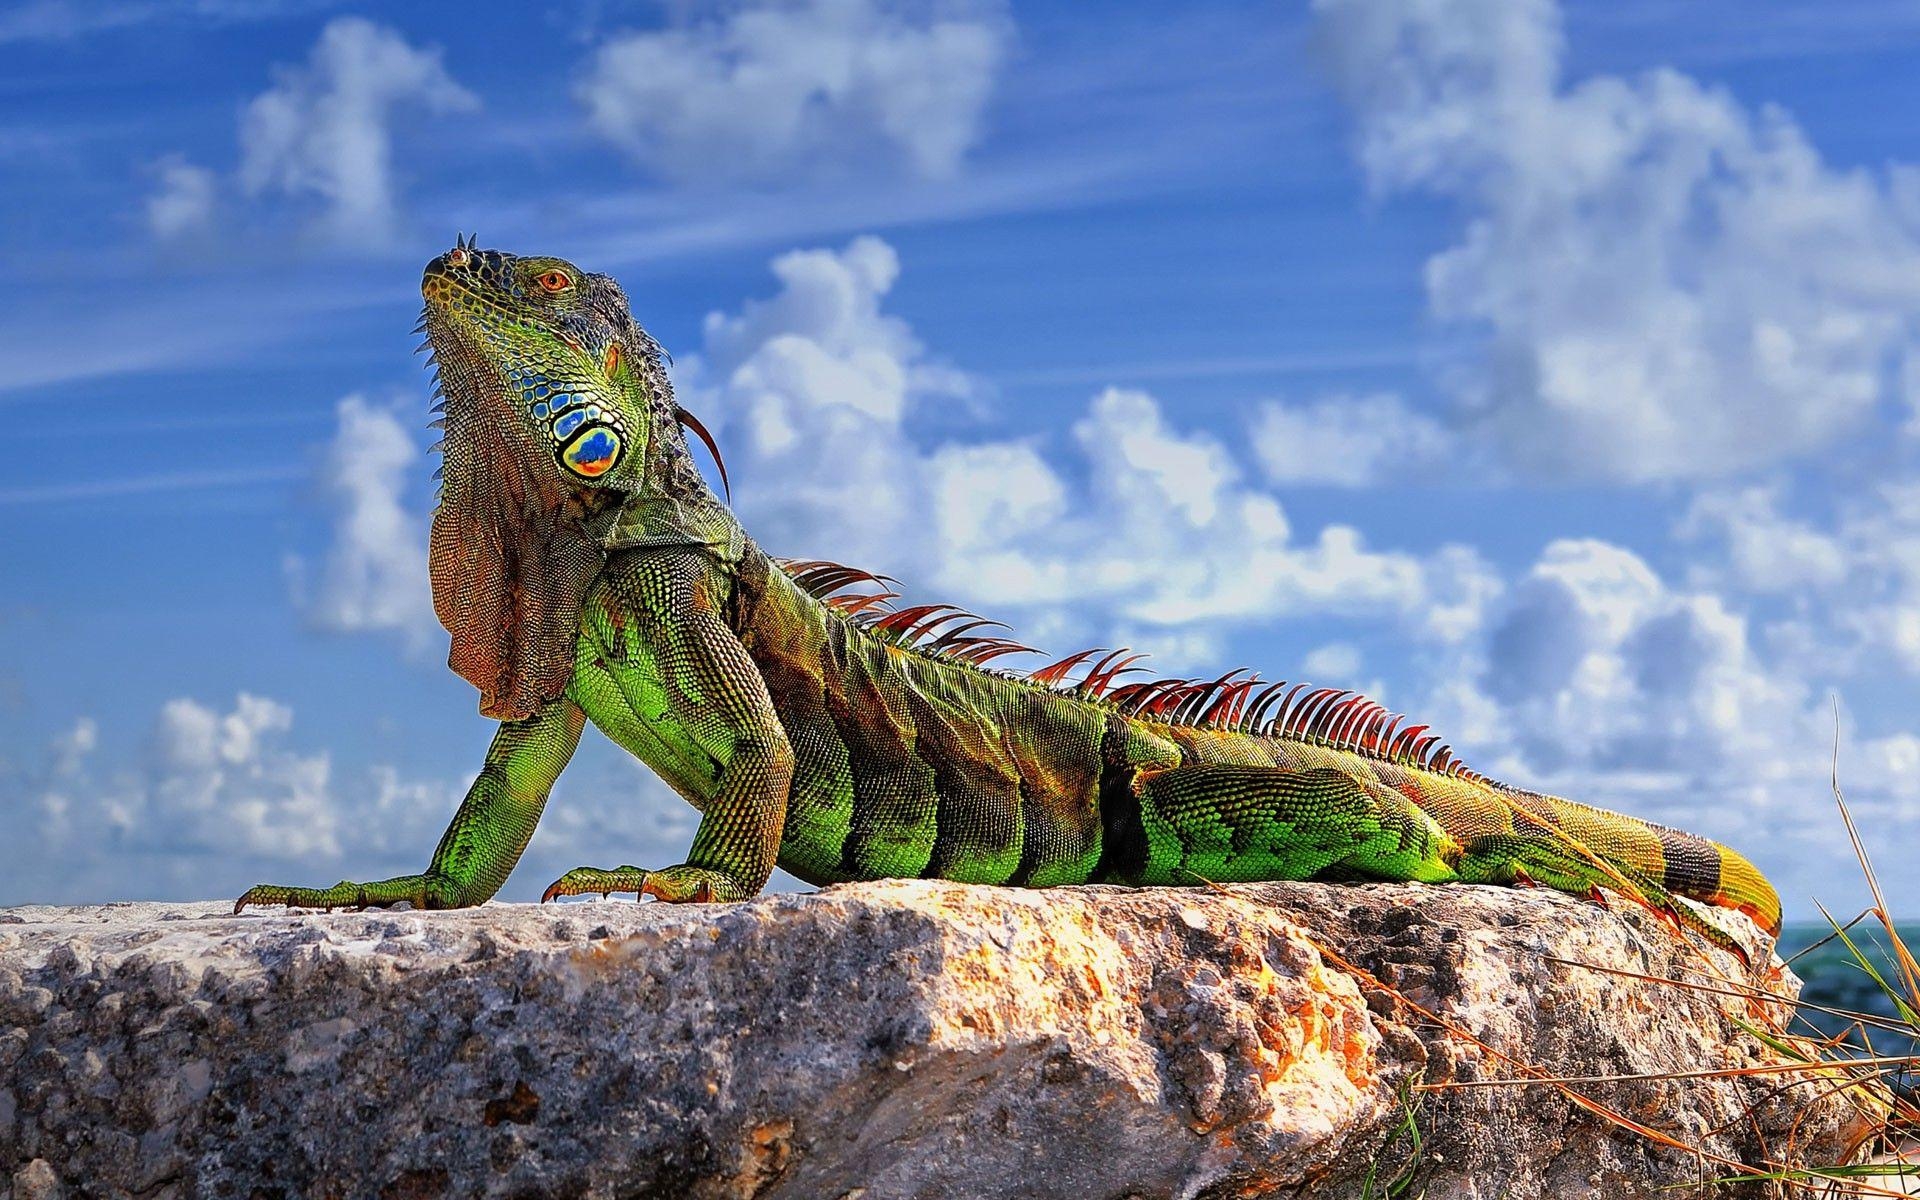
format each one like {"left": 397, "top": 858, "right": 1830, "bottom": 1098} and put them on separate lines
{"left": 234, "top": 699, "right": 586, "bottom": 913}
{"left": 544, "top": 550, "right": 794, "bottom": 905}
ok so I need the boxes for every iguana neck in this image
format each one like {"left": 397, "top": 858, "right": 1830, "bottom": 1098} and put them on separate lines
{"left": 592, "top": 346, "right": 743, "bottom": 555}
{"left": 627, "top": 346, "right": 715, "bottom": 506}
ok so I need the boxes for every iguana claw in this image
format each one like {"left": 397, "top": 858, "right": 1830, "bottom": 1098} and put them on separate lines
{"left": 541, "top": 866, "right": 648, "bottom": 903}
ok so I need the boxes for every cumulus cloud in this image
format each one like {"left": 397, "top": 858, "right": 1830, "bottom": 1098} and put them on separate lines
{"left": 1251, "top": 392, "right": 1454, "bottom": 486}
{"left": 1677, "top": 487, "right": 1847, "bottom": 596}
{"left": 237, "top": 16, "right": 476, "bottom": 242}
{"left": 1411, "top": 533, "right": 1920, "bottom": 912}
{"left": 145, "top": 154, "right": 218, "bottom": 239}
{"left": 0, "top": 696, "right": 721, "bottom": 905}
{"left": 1846, "top": 486, "right": 1920, "bottom": 674}
{"left": 577, "top": 0, "right": 1010, "bottom": 185}
{"left": 2, "top": 695, "right": 342, "bottom": 903}
{"left": 1681, "top": 482, "right": 1920, "bottom": 676}
{"left": 686, "top": 237, "right": 1915, "bottom": 909}
{"left": 148, "top": 693, "right": 338, "bottom": 859}
{"left": 1459, "top": 539, "right": 1803, "bottom": 774}
{"left": 0, "top": 695, "right": 438, "bottom": 903}
{"left": 690, "top": 234, "right": 1494, "bottom": 669}
{"left": 287, "top": 395, "right": 437, "bottom": 649}
{"left": 139, "top": 16, "right": 479, "bottom": 246}
{"left": 1314, "top": 0, "right": 1920, "bottom": 481}
{"left": 1302, "top": 642, "right": 1363, "bottom": 681}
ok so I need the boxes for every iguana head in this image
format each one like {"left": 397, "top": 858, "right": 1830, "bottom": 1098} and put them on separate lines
{"left": 420, "top": 239, "right": 679, "bottom": 720}
{"left": 422, "top": 239, "right": 657, "bottom": 488}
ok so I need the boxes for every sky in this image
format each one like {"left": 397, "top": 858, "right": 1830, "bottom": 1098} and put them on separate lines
{"left": 4, "top": 0, "right": 1920, "bottom": 921}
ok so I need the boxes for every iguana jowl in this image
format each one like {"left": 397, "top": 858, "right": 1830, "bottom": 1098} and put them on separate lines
{"left": 236, "top": 242, "right": 1782, "bottom": 950}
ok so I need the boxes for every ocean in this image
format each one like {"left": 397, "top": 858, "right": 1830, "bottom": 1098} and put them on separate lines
{"left": 1779, "top": 921, "right": 1919, "bottom": 1095}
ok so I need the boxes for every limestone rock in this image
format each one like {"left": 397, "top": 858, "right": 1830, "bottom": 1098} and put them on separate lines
{"left": 0, "top": 881, "right": 1876, "bottom": 1199}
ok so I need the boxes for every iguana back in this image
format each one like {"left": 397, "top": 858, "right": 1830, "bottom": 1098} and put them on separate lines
{"left": 711, "top": 541, "right": 1779, "bottom": 937}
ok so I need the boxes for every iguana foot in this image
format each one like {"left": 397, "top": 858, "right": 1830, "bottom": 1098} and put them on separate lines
{"left": 540, "top": 864, "right": 744, "bottom": 903}
{"left": 541, "top": 866, "right": 647, "bottom": 902}
{"left": 233, "top": 873, "right": 463, "bottom": 914}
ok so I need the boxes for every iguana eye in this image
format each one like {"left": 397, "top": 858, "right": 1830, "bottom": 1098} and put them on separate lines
{"left": 536, "top": 270, "right": 572, "bottom": 293}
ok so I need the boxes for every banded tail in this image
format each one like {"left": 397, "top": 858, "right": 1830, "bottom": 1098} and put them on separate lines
{"left": 1516, "top": 791, "right": 1782, "bottom": 937}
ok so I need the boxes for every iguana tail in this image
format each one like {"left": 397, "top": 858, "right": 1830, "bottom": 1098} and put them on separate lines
{"left": 1701, "top": 840, "right": 1781, "bottom": 937}
{"left": 1514, "top": 791, "right": 1782, "bottom": 936}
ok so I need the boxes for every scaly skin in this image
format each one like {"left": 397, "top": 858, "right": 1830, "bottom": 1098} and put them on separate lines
{"left": 236, "top": 241, "right": 1782, "bottom": 954}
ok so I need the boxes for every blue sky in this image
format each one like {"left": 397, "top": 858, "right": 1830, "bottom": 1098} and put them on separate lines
{"left": 6, "top": 0, "right": 1920, "bottom": 920}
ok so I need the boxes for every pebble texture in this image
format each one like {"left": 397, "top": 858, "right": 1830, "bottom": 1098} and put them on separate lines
{"left": 0, "top": 880, "right": 1875, "bottom": 1199}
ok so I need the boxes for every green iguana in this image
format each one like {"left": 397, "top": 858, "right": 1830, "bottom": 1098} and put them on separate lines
{"left": 235, "top": 240, "right": 1782, "bottom": 955}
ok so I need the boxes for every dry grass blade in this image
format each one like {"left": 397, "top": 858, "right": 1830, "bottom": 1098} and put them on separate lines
{"left": 1423, "top": 1057, "right": 1914, "bottom": 1091}
{"left": 1544, "top": 955, "right": 1920, "bottom": 1042}
{"left": 1296, "top": 934, "right": 1798, "bottom": 1182}
{"left": 1831, "top": 696, "right": 1920, "bottom": 1007}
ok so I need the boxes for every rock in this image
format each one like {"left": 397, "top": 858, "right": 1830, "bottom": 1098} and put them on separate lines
{"left": 9, "top": 1160, "right": 64, "bottom": 1200}
{"left": 0, "top": 882, "right": 1877, "bottom": 1199}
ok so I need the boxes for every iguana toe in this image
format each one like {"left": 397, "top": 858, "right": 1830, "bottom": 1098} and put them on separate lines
{"left": 541, "top": 866, "right": 648, "bottom": 903}
{"left": 638, "top": 865, "right": 744, "bottom": 903}
{"left": 540, "top": 864, "right": 742, "bottom": 903}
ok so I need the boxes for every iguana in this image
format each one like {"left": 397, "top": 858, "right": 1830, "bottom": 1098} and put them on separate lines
{"left": 235, "top": 240, "right": 1782, "bottom": 955}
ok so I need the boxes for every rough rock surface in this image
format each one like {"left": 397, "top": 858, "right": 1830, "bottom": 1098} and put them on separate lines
{"left": 0, "top": 880, "right": 1874, "bottom": 1199}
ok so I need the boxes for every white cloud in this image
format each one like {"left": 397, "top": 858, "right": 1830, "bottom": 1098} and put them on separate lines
{"left": 50, "top": 716, "right": 96, "bottom": 774}
{"left": 148, "top": 693, "right": 339, "bottom": 859}
{"left": 1677, "top": 487, "right": 1847, "bottom": 595}
{"left": 235, "top": 16, "right": 476, "bottom": 243}
{"left": 0, "top": 695, "right": 372, "bottom": 902}
{"left": 1412, "top": 532, "right": 1920, "bottom": 912}
{"left": 690, "top": 235, "right": 1495, "bottom": 666}
{"left": 8, "top": 695, "right": 338, "bottom": 891}
{"left": 1251, "top": 393, "right": 1454, "bottom": 487}
{"left": 287, "top": 394, "right": 436, "bottom": 649}
{"left": 1314, "top": 0, "right": 1920, "bottom": 481}
{"left": 145, "top": 154, "right": 217, "bottom": 239}
{"left": 0, "top": 696, "right": 718, "bottom": 905}
{"left": 577, "top": 0, "right": 1010, "bottom": 185}
{"left": 695, "top": 234, "right": 969, "bottom": 560}
{"left": 0, "top": 1, "right": 339, "bottom": 44}
{"left": 1679, "top": 481, "right": 1920, "bottom": 676}
{"left": 1302, "top": 642, "right": 1362, "bottom": 681}
{"left": 684, "top": 236, "right": 1916, "bottom": 911}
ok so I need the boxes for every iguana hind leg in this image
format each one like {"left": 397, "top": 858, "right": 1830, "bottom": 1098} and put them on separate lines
{"left": 1111, "top": 764, "right": 1463, "bottom": 886}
